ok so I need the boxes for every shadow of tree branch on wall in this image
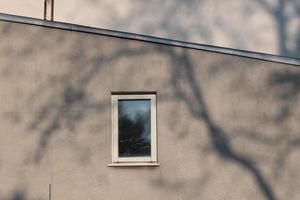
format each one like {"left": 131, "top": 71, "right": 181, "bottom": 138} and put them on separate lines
{"left": 267, "top": 68, "right": 300, "bottom": 178}
{"left": 0, "top": 190, "right": 27, "bottom": 200}
{"left": 105, "top": 0, "right": 300, "bottom": 58}
{"left": 27, "top": 45, "right": 155, "bottom": 163}
{"left": 2, "top": 18, "right": 300, "bottom": 200}
{"left": 162, "top": 48, "right": 278, "bottom": 200}
{"left": 269, "top": 70, "right": 300, "bottom": 100}
{"left": 10, "top": 191, "right": 26, "bottom": 200}
{"left": 26, "top": 41, "right": 281, "bottom": 199}
{"left": 256, "top": 0, "right": 300, "bottom": 58}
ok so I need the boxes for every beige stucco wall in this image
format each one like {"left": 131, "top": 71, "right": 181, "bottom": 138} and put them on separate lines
{"left": 0, "top": 21, "right": 300, "bottom": 200}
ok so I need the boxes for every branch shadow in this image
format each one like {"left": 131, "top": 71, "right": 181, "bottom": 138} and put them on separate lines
{"left": 11, "top": 191, "right": 26, "bottom": 200}
{"left": 27, "top": 44, "right": 155, "bottom": 163}
{"left": 267, "top": 67, "right": 300, "bottom": 178}
{"left": 256, "top": 0, "right": 300, "bottom": 58}
{"left": 162, "top": 48, "right": 278, "bottom": 200}
{"left": 0, "top": 190, "right": 27, "bottom": 200}
{"left": 268, "top": 70, "right": 300, "bottom": 100}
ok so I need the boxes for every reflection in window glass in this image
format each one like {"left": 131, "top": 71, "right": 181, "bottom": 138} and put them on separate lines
{"left": 118, "top": 99, "right": 151, "bottom": 157}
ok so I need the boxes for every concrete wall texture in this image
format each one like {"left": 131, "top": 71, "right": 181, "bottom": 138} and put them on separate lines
{"left": 0, "top": 20, "right": 300, "bottom": 200}
{"left": 0, "top": 0, "right": 299, "bottom": 59}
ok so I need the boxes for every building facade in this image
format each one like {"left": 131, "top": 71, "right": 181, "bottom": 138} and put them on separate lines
{"left": 0, "top": 14, "right": 300, "bottom": 200}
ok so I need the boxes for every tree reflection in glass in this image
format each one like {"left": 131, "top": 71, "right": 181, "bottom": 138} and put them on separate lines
{"left": 118, "top": 99, "right": 151, "bottom": 157}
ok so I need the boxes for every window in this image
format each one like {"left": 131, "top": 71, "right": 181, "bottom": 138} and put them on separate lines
{"left": 109, "top": 92, "right": 159, "bottom": 166}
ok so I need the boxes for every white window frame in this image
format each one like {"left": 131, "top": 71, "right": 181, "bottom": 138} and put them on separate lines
{"left": 109, "top": 93, "right": 158, "bottom": 166}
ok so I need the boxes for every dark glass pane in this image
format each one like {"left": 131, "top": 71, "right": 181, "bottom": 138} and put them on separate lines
{"left": 118, "top": 99, "right": 151, "bottom": 157}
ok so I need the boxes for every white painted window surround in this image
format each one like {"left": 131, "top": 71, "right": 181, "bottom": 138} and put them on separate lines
{"left": 109, "top": 93, "right": 159, "bottom": 167}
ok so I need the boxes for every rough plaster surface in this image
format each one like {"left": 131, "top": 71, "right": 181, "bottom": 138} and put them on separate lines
{"left": 0, "top": 21, "right": 300, "bottom": 200}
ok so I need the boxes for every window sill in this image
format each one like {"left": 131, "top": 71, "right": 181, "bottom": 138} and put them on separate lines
{"left": 107, "top": 163, "right": 160, "bottom": 167}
